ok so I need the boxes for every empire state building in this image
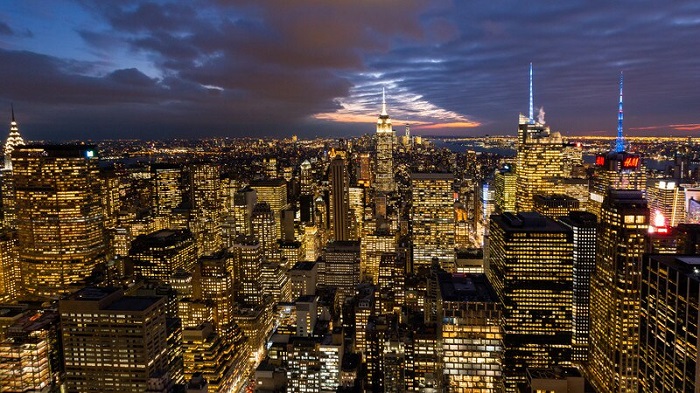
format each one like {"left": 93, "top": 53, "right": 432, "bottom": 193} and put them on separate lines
{"left": 374, "top": 89, "right": 395, "bottom": 193}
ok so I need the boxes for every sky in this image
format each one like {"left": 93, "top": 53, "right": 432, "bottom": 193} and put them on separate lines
{"left": 1, "top": 1, "right": 700, "bottom": 141}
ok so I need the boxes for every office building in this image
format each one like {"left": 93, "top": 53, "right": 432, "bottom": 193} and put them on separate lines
{"left": 329, "top": 155, "right": 350, "bottom": 241}
{"left": 250, "top": 178, "right": 288, "bottom": 237}
{"left": 0, "top": 230, "right": 18, "bottom": 302}
{"left": 251, "top": 202, "right": 278, "bottom": 259}
{"left": 190, "top": 163, "right": 222, "bottom": 256}
{"left": 494, "top": 165, "right": 516, "bottom": 213}
{"left": 647, "top": 179, "right": 685, "bottom": 227}
{"left": 488, "top": 212, "right": 573, "bottom": 390}
{"left": 533, "top": 194, "right": 580, "bottom": 218}
{"left": 181, "top": 322, "right": 238, "bottom": 393}
{"left": 638, "top": 255, "right": 700, "bottom": 392}
{"left": 375, "top": 89, "right": 395, "bottom": 193}
{"left": 587, "top": 190, "right": 648, "bottom": 393}
{"left": 360, "top": 229, "right": 396, "bottom": 284}
{"left": 129, "top": 229, "right": 197, "bottom": 284}
{"left": 13, "top": 144, "right": 105, "bottom": 298}
{"left": 231, "top": 235, "right": 263, "bottom": 305}
{"left": 411, "top": 173, "right": 455, "bottom": 271}
{"left": 319, "top": 241, "right": 360, "bottom": 304}
{"left": 152, "top": 165, "right": 182, "bottom": 215}
{"left": 288, "top": 261, "right": 318, "bottom": 299}
{"left": 558, "top": 211, "right": 597, "bottom": 362}
{"left": 60, "top": 287, "right": 175, "bottom": 393}
{"left": 437, "top": 272, "right": 503, "bottom": 392}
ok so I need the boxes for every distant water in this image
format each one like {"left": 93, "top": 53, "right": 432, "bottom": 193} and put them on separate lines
{"left": 431, "top": 139, "right": 515, "bottom": 156}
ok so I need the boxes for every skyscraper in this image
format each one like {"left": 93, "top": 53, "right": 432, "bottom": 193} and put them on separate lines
{"left": 493, "top": 164, "right": 516, "bottom": 213}
{"left": 128, "top": 229, "right": 197, "bottom": 285}
{"left": 558, "top": 211, "right": 597, "bottom": 362}
{"left": 410, "top": 173, "right": 455, "bottom": 271}
{"left": 13, "top": 145, "right": 105, "bottom": 298}
{"left": 329, "top": 155, "right": 350, "bottom": 241}
{"left": 638, "top": 255, "right": 700, "bottom": 392}
{"left": 515, "top": 64, "right": 567, "bottom": 211}
{"left": 1, "top": 107, "right": 24, "bottom": 229}
{"left": 488, "top": 212, "right": 573, "bottom": 390}
{"left": 60, "top": 287, "right": 175, "bottom": 393}
{"left": 375, "top": 88, "right": 395, "bottom": 193}
{"left": 587, "top": 190, "right": 648, "bottom": 393}
{"left": 190, "top": 163, "right": 222, "bottom": 256}
{"left": 3, "top": 105, "right": 24, "bottom": 170}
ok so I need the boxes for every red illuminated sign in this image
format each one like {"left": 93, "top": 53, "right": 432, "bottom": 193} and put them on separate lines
{"left": 622, "top": 156, "right": 640, "bottom": 168}
{"left": 595, "top": 155, "right": 605, "bottom": 166}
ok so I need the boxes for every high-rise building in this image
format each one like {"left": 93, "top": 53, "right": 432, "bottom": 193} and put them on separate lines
{"left": 319, "top": 241, "right": 360, "bottom": 304}
{"left": 250, "top": 178, "right": 288, "bottom": 237}
{"left": 638, "top": 255, "right": 700, "bottom": 392}
{"left": 60, "top": 287, "right": 176, "bottom": 393}
{"left": 375, "top": 89, "right": 395, "bottom": 193}
{"left": 3, "top": 106, "right": 24, "bottom": 171}
{"left": 152, "top": 165, "right": 182, "bottom": 215}
{"left": 0, "top": 230, "right": 18, "bottom": 302}
{"left": 494, "top": 165, "right": 516, "bottom": 213}
{"left": 410, "top": 173, "right": 455, "bottom": 271}
{"left": 515, "top": 65, "right": 566, "bottom": 212}
{"left": 356, "top": 152, "right": 372, "bottom": 188}
{"left": 329, "top": 155, "right": 350, "bottom": 241}
{"left": 251, "top": 202, "right": 278, "bottom": 259}
{"left": 128, "top": 229, "right": 197, "bottom": 285}
{"left": 289, "top": 261, "right": 318, "bottom": 299}
{"left": 646, "top": 179, "right": 685, "bottom": 227}
{"left": 231, "top": 186, "right": 257, "bottom": 238}
{"left": 13, "top": 145, "right": 105, "bottom": 298}
{"left": 181, "top": 322, "right": 238, "bottom": 393}
{"left": 589, "top": 74, "right": 646, "bottom": 218}
{"left": 488, "top": 212, "right": 573, "bottom": 390}
{"left": 231, "top": 235, "right": 263, "bottom": 305}
{"left": 300, "top": 159, "right": 313, "bottom": 195}
{"left": 190, "top": 163, "right": 222, "bottom": 256}
{"left": 558, "top": 211, "right": 597, "bottom": 363}
{"left": 587, "top": 190, "right": 648, "bottom": 393}
{"left": 437, "top": 272, "right": 504, "bottom": 392}
{"left": 533, "top": 194, "right": 580, "bottom": 218}
{"left": 360, "top": 229, "right": 396, "bottom": 284}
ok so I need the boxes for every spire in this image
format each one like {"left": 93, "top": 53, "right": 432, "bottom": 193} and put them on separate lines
{"left": 529, "top": 63, "right": 534, "bottom": 124}
{"left": 10, "top": 103, "right": 14, "bottom": 123}
{"left": 381, "top": 87, "right": 388, "bottom": 117}
{"left": 616, "top": 72, "right": 624, "bottom": 153}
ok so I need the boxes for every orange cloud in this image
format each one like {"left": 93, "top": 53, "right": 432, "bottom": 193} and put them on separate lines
{"left": 630, "top": 123, "right": 700, "bottom": 132}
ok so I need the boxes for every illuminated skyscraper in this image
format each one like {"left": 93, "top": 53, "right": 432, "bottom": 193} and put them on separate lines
{"left": 329, "top": 155, "right": 350, "bottom": 241}
{"left": 231, "top": 235, "right": 263, "bottom": 305}
{"left": 181, "top": 322, "right": 238, "bottom": 392}
{"left": 493, "top": 165, "right": 516, "bottom": 213}
{"left": 587, "top": 190, "right": 648, "bottom": 393}
{"left": 533, "top": 194, "right": 580, "bottom": 218}
{"left": 638, "top": 255, "right": 700, "bottom": 392}
{"left": 128, "top": 229, "right": 197, "bottom": 285}
{"left": 410, "top": 173, "right": 455, "bottom": 271}
{"left": 251, "top": 202, "right": 278, "bottom": 259}
{"left": 1, "top": 107, "right": 24, "bottom": 229}
{"left": 60, "top": 287, "right": 175, "bottom": 393}
{"left": 558, "top": 211, "right": 597, "bottom": 363}
{"left": 300, "top": 159, "right": 313, "bottom": 195}
{"left": 190, "top": 163, "right": 222, "bottom": 256}
{"left": 250, "top": 178, "right": 288, "bottom": 237}
{"left": 375, "top": 88, "right": 395, "bottom": 193}
{"left": 515, "top": 65, "right": 567, "bottom": 211}
{"left": 319, "top": 241, "right": 360, "bottom": 304}
{"left": 0, "top": 230, "right": 18, "bottom": 302}
{"left": 488, "top": 212, "right": 573, "bottom": 390}
{"left": 647, "top": 179, "right": 685, "bottom": 227}
{"left": 13, "top": 145, "right": 105, "bottom": 298}
{"left": 3, "top": 105, "right": 24, "bottom": 171}
{"left": 232, "top": 186, "right": 257, "bottom": 238}
{"left": 152, "top": 165, "right": 182, "bottom": 215}
{"left": 589, "top": 74, "right": 646, "bottom": 218}
{"left": 437, "top": 272, "right": 503, "bottom": 392}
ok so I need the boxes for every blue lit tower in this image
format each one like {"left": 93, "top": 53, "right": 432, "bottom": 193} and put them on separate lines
{"left": 589, "top": 72, "right": 646, "bottom": 217}
{"left": 616, "top": 72, "right": 624, "bottom": 153}
{"left": 529, "top": 62, "right": 534, "bottom": 124}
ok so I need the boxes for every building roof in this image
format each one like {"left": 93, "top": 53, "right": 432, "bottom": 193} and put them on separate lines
{"left": 492, "top": 211, "right": 569, "bottom": 232}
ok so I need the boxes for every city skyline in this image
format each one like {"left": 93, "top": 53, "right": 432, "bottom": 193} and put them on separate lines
{"left": 1, "top": 2, "right": 700, "bottom": 140}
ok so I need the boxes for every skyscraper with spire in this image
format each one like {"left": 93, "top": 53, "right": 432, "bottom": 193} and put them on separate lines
{"left": 374, "top": 88, "right": 395, "bottom": 193}
{"left": 4, "top": 105, "right": 24, "bottom": 170}
{"left": 589, "top": 72, "right": 646, "bottom": 218}
{"left": 515, "top": 64, "right": 567, "bottom": 211}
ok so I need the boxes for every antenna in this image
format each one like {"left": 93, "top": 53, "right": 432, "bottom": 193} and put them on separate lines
{"left": 616, "top": 72, "right": 624, "bottom": 153}
{"left": 381, "top": 87, "right": 387, "bottom": 117}
{"left": 529, "top": 63, "right": 534, "bottom": 124}
{"left": 10, "top": 103, "right": 15, "bottom": 122}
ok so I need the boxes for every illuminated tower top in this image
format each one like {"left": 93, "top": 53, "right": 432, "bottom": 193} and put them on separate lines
{"left": 616, "top": 72, "right": 625, "bottom": 153}
{"left": 529, "top": 62, "right": 534, "bottom": 124}
{"left": 377, "top": 88, "right": 392, "bottom": 133}
{"left": 4, "top": 104, "right": 25, "bottom": 170}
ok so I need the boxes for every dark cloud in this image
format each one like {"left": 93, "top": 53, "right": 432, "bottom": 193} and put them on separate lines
{"left": 3, "top": 1, "right": 700, "bottom": 139}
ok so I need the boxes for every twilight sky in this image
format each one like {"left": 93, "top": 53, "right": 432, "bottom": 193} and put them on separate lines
{"left": 1, "top": 1, "right": 700, "bottom": 140}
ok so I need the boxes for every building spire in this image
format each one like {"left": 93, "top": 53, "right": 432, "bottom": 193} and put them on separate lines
{"left": 616, "top": 71, "right": 624, "bottom": 153}
{"left": 529, "top": 63, "right": 534, "bottom": 124}
{"left": 381, "top": 87, "right": 388, "bottom": 117}
{"left": 10, "top": 103, "right": 14, "bottom": 123}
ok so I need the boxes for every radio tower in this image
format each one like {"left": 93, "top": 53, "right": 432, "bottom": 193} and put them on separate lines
{"left": 615, "top": 72, "right": 624, "bottom": 153}
{"left": 529, "top": 63, "right": 534, "bottom": 124}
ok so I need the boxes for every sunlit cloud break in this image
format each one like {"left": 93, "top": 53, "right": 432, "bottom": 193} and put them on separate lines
{"left": 630, "top": 123, "right": 700, "bottom": 132}
{"left": 314, "top": 80, "right": 480, "bottom": 131}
